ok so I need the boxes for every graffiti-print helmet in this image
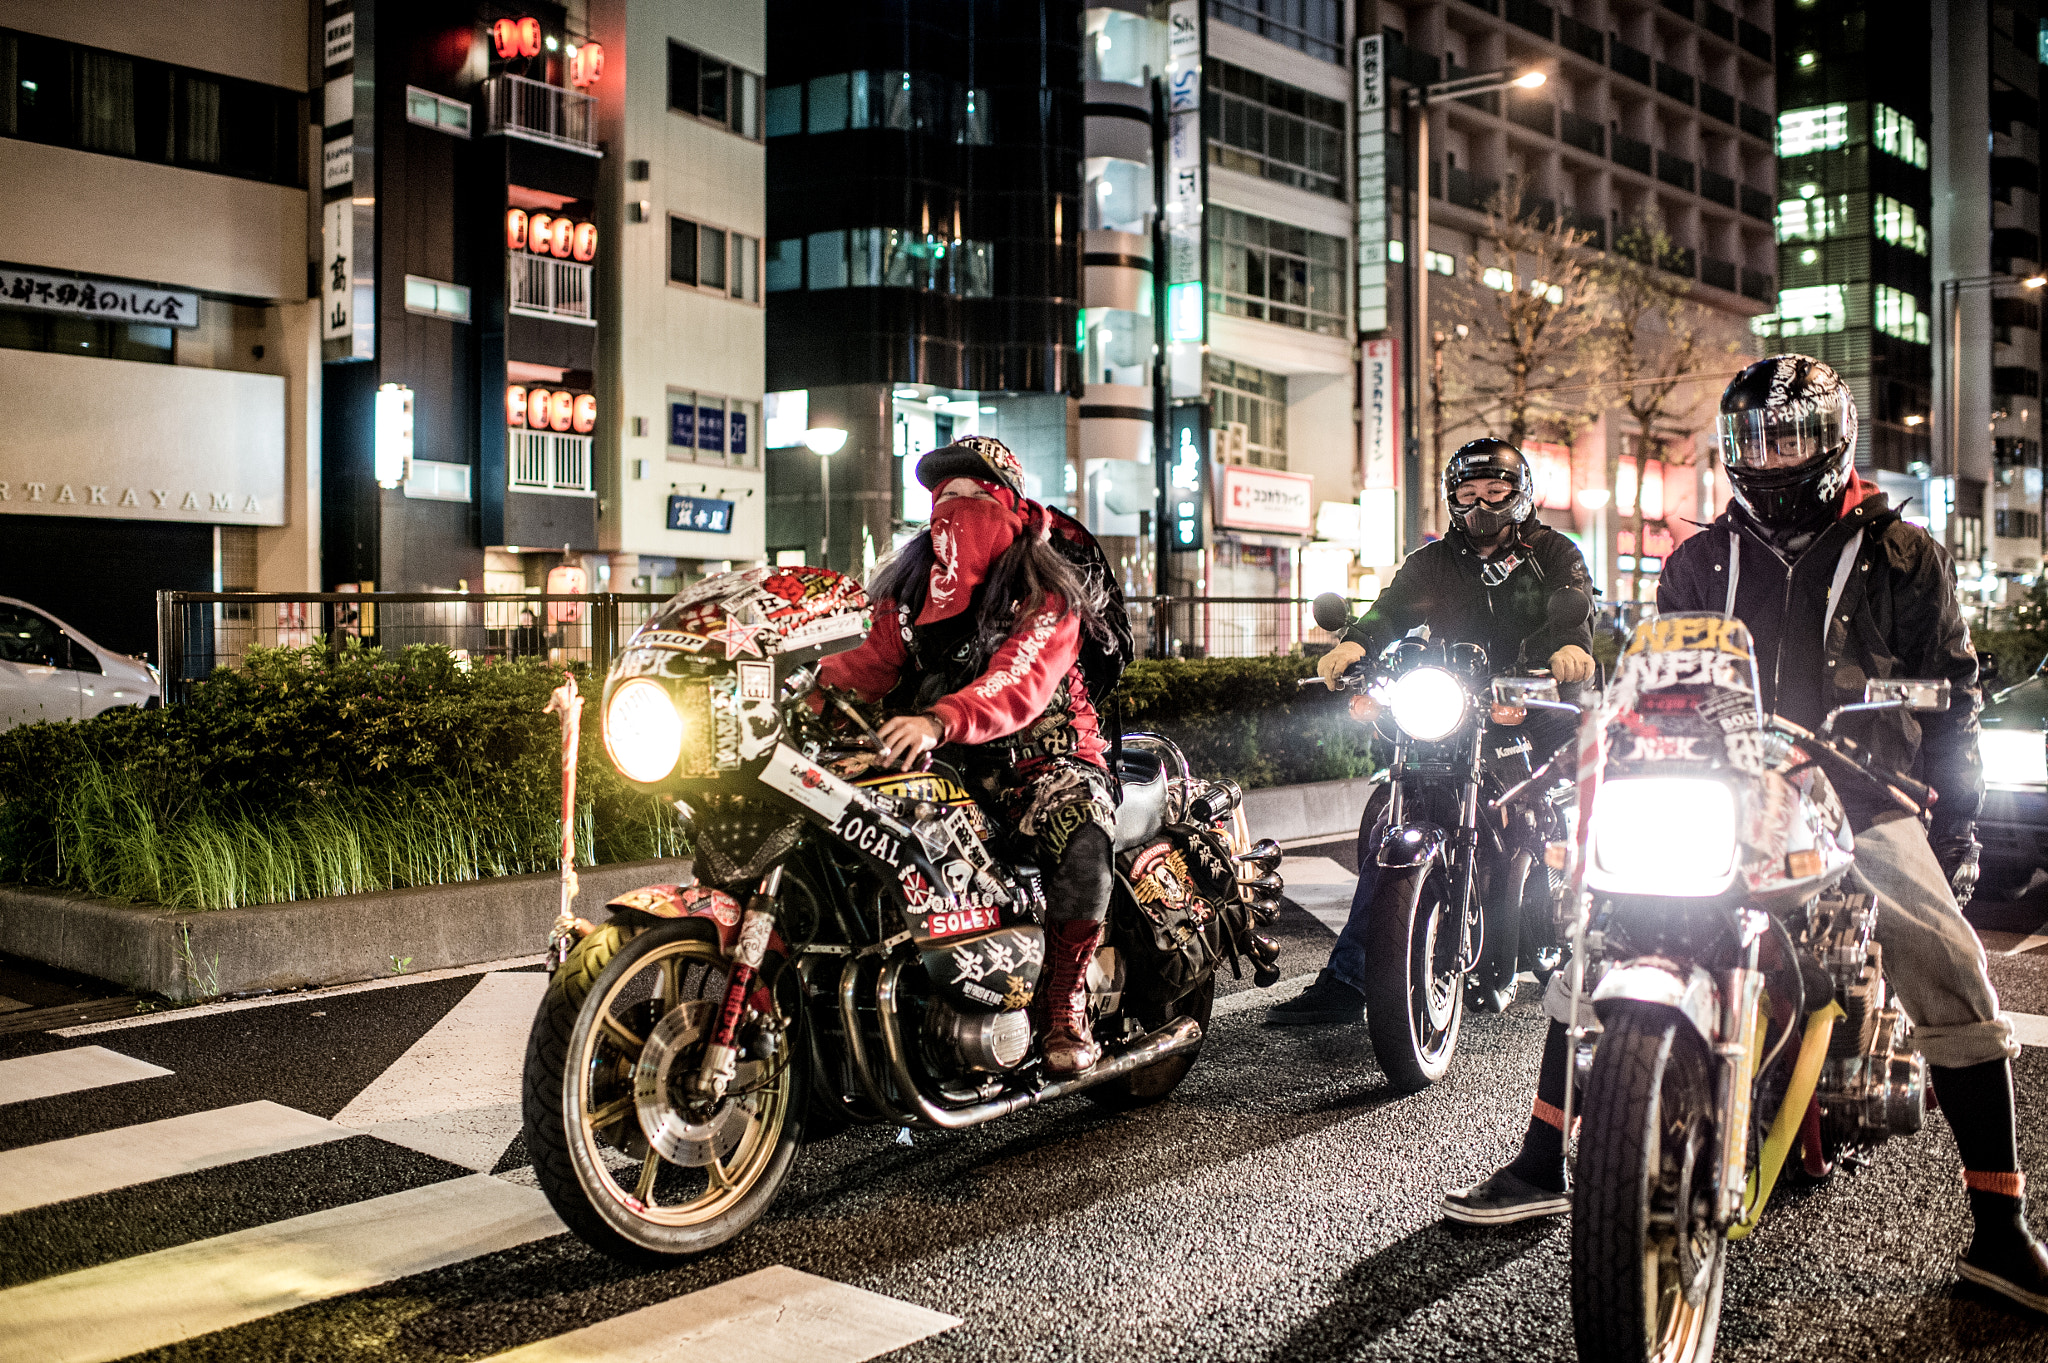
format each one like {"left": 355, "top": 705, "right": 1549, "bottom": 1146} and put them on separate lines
{"left": 1441, "top": 438, "right": 1536, "bottom": 540}
{"left": 1716, "top": 355, "right": 1858, "bottom": 530}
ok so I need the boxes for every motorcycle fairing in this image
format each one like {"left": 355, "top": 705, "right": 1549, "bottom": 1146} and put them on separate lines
{"left": 633, "top": 565, "right": 871, "bottom": 669}
{"left": 921, "top": 926, "right": 1046, "bottom": 1012}
{"left": 1591, "top": 956, "right": 1722, "bottom": 1045}
{"left": 602, "top": 883, "right": 789, "bottom": 966}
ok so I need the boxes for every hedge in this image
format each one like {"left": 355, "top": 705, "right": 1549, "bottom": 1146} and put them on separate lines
{"left": 1107, "top": 656, "right": 1383, "bottom": 789}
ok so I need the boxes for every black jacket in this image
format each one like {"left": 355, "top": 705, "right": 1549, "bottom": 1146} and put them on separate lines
{"left": 1342, "top": 521, "right": 1594, "bottom": 675}
{"left": 1655, "top": 492, "right": 1981, "bottom": 833}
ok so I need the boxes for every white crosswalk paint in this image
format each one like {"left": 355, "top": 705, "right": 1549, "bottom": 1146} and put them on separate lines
{"left": 0, "top": 1174, "right": 564, "bottom": 1363}
{"left": 0, "top": 1046, "right": 170, "bottom": 1107}
{"left": 484, "top": 1265, "right": 959, "bottom": 1363}
{"left": 1281, "top": 855, "right": 1359, "bottom": 935}
{"left": 0, "top": 1101, "right": 349, "bottom": 1216}
{"left": 333, "top": 970, "right": 548, "bottom": 1171}
{"left": 2010, "top": 1012, "right": 2048, "bottom": 1049}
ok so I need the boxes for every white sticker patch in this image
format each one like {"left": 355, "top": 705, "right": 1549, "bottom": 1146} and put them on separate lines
{"left": 780, "top": 612, "right": 867, "bottom": 651}
{"left": 757, "top": 744, "right": 854, "bottom": 823}
{"left": 738, "top": 661, "right": 774, "bottom": 701}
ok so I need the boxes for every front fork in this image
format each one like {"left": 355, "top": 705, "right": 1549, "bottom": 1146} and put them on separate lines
{"left": 692, "top": 863, "right": 783, "bottom": 1102}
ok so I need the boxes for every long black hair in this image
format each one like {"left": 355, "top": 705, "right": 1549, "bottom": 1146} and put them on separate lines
{"left": 868, "top": 505, "right": 1110, "bottom": 663}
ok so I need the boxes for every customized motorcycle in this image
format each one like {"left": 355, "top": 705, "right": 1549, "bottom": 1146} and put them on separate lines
{"left": 520, "top": 565, "right": 1284, "bottom": 1262}
{"left": 1562, "top": 613, "right": 1942, "bottom": 1363}
{"left": 1305, "top": 594, "right": 1575, "bottom": 1090}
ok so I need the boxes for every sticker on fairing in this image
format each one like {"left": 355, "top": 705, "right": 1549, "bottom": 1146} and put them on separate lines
{"left": 1625, "top": 616, "right": 1752, "bottom": 660}
{"left": 738, "top": 661, "right": 773, "bottom": 701}
{"left": 779, "top": 612, "right": 866, "bottom": 651}
{"left": 758, "top": 744, "right": 855, "bottom": 822}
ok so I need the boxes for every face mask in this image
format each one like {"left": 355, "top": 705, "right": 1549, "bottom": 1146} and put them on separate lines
{"left": 918, "top": 496, "right": 1023, "bottom": 625}
{"left": 1456, "top": 497, "right": 1519, "bottom": 540}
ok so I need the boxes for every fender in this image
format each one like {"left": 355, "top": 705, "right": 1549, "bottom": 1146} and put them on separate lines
{"left": 1592, "top": 956, "right": 1722, "bottom": 1046}
{"left": 1376, "top": 822, "right": 1447, "bottom": 870}
{"left": 602, "top": 883, "right": 789, "bottom": 958}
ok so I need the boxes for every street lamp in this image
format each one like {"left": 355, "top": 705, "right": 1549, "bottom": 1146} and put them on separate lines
{"left": 804, "top": 426, "right": 847, "bottom": 569}
{"left": 1401, "top": 67, "right": 1546, "bottom": 553}
{"left": 1935, "top": 272, "right": 2045, "bottom": 568}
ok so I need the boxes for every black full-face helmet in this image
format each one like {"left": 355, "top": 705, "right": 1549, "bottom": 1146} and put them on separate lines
{"left": 1441, "top": 438, "right": 1537, "bottom": 540}
{"left": 1716, "top": 354, "right": 1858, "bottom": 531}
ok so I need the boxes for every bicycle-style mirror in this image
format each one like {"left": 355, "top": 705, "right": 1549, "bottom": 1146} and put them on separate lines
{"left": 1312, "top": 592, "right": 1352, "bottom": 634}
{"left": 1864, "top": 678, "right": 1950, "bottom": 712}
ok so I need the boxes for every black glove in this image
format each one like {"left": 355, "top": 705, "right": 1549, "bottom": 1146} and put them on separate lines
{"left": 1932, "top": 825, "right": 1982, "bottom": 909}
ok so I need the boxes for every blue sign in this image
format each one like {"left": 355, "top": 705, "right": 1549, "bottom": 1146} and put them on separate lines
{"left": 728, "top": 411, "right": 747, "bottom": 455}
{"left": 667, "top": 495, "right": 734, "bottom": 534}
{"left": 698, "top": 405, "right": 725, "bottom": 452}
{"left": 670, "top": 403, "right": 695, "bottom": 448}
{"left": 1167, "top": 406, "right": 1207, "bottom": 550}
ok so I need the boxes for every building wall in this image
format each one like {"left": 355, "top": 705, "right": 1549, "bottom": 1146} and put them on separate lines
{"left": 0, "top": 0, "right": 310, "bottom": 90}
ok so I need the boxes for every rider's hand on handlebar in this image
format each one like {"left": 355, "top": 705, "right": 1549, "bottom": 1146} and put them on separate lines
{"left": 1548, "top": 644, "right": 1595, "bottom": 683}
{"left": 1319, "top": 640, "right": 1366, "bottom": 690}
{"left": 876, "top": 713, "right": 944, "bottom": 770}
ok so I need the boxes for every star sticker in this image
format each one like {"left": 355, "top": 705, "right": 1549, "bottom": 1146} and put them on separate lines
{"left": 706, "top": 613, "right": 765, "bottom": 659}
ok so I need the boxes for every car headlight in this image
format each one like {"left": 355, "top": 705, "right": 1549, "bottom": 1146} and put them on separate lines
{"left": 1381, "top": 666, "right": 1468, "bottom": 742}
{"left": 604, "top": 678, "right": 685, "bottom": 784}
{"left": 1586, "top": 777, "right": 1739, "bottom": 898}
{"left": 1981, "top": 729, "right": 2047, "bottom": 787}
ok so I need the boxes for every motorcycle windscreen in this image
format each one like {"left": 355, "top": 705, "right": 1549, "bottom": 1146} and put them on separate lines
{"left": 1603, "top": 613, "right": 1770, "bottom": 773}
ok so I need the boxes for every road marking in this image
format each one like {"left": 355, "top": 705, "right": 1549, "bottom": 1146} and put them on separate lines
{"left": 0, "top": 1046, "right": 170, "bottom": 1107}
{"left": 0, "top": 1174, "right": 563, "bottom": 1363}
{"left": 0, "top": 995, "right": 30, "bottom": 1014}
{"left": 334, "top": 971, "right": 548, "bottom": 1171}
{"left": 55, "top": 954, "right": 546, "bottom": 1037}
{"left": 2003, "top": 933, "right": 2048, "bottom": 957}
{"left": 1280, "top": 855, "right": 1355, "bottom": 885}
{"left": 2010, "top": 1012, "right": 2048, "bottom": 1049}
{"left": 484, "top": 1265, "right": 959, "bottom": 1362}
{"left": 0, "top": 1102, "right": 349, "bottom": 1216}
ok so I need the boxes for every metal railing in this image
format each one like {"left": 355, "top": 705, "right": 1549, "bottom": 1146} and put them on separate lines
{"left": 510, "top": 431, "right": 593, "bottom": 493}
{"left": 483, "top": 73, "right": 598, "bottom": 154}
{"left": 508, "top": 254, "right": 595, "bottom": 323}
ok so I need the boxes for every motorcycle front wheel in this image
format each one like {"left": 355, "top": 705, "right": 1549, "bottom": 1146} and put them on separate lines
{"left": 521, "top": 919, "right": 807, "bottom": 1263}
{"left": 1572, "top": 1002, "right": 1726, "bottom": 1363}
{"left": 1360, "top": 859, "right": 1464, "bottom": 1091}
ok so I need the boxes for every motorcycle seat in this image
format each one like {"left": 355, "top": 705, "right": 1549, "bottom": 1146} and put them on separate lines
{"left": 1114, "top": 749, "right": 1169, "bottom": 851}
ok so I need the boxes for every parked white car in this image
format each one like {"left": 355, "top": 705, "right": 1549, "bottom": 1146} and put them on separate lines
{"left": 0, "top": 596, "right": 160, "bottom": 731}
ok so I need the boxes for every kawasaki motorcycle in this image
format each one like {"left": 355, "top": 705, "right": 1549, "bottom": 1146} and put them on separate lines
{"left": 1305, "top": 594, "right": 1575, "bottom": 1090}
{"left": 1562, "top": 612, "right": 1942, "bottom": 1363}
{"left": 520, "top": 566, "right": 1284, "bottom": 1262}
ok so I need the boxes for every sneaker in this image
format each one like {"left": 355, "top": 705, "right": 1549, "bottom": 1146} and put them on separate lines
{"left": 1264, "top": 970, "right": 1366, "bottom": 1026}
{"left": 1441, "top": 1168, "right": 1571, "bottom": 1226}
{"left": 1958, "top": 1235, "right": 2048, "bottom": 1315}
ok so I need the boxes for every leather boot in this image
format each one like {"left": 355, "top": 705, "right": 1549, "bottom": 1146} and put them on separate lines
{"left": 1042, "top": 918, "right": 1104, "bottom": 1077}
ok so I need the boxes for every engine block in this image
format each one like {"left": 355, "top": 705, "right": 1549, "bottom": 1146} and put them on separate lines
{"left": 1807, "top": 888, "right": 1925, "bottom": 1146}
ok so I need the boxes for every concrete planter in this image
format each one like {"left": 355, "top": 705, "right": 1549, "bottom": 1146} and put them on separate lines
{"left": 0, "top": 860, "right": 690, "bottom": 1002}
{"left": 1241, "top": 775, "right": 1376, "bottom": 846}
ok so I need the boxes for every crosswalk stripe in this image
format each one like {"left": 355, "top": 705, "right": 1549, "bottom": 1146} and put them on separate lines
{"left": 0, "top": 1102, "right": 349, "bottom": 1217}
{"left": 483, "top": 1265, "right": 959, "bottom": 1363}
{"left": 0, "top": 1173, "right": 563, "bottom": 1363}
{"left": 333, "top": 970, "right": 548, "bottom": 1171}
{"left": 0, "top": 1046, "right": 170, "bottom": 1107}
{"left": 2011, "top": 1012, "right": 2048, "bottom": 1049}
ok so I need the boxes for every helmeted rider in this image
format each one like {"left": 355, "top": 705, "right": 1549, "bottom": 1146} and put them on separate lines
{"left": 1267, "top": 437, "right": 1595, "bottom": 1025}
{"left": 1446, "top": 355, "right": 2048, "bottom": 1315}
{"left": 818, "top": 436, "right": 1120, "bottom": 1076}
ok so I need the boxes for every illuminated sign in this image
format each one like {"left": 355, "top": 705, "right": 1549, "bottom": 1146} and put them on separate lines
{"left": 506, "top": 385, "right": 596, "bottom": 434}
{"left": 374, "top": 384, "right": 413, "bottom": 488}
{"left": 668, "top": 495, "right": 735, "bottom": 534}
{"left": 570, "top": 42, "right": 605, "bottom": 88}
{"left": 506, "top": 209, "right": 598, "bottom": 262}
{"left": 492, "top": 17, "right": 542, "bottom": 60}
{"left": 1216, "top": 464, "right": 1314, "bottom": 535}
{"left": 1167, "top": 406, "right": 1206, "bottom": 550}
{"left": 1360, "top": 338, "right": 1398, "bottom": 489}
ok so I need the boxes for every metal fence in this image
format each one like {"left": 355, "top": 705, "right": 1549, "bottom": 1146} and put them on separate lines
{"left": 483, "top": 73, "right": 597, "bottom": 152}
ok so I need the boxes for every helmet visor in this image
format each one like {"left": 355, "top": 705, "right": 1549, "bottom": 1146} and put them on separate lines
{"left": 1717, "top": 388, "right": 1855, "bottom": 470}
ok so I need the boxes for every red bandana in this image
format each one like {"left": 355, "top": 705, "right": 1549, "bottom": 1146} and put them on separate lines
{"left": 918, "top": 487, "right": 1024, "bottom": 625}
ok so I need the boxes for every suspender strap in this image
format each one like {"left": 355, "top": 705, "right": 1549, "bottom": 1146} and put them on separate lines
{"left": 1823, "top": 530, "right": 1865, "bottom": 653}
{"left": 1724, "top": 531, "right": 1740, "bottom": 615}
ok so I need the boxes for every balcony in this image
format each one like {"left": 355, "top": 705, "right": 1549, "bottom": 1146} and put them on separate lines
{"left": 1738, "top": 102, "right": 1772, "bottom": 141}
{"left": 1609, "top": 37, "right": 1652, "bottom": 85}
{"left": 1386, "top": 34, "right": 1442, "bottom": 86}
{"left": 1738, "top": 20, "right": 1773, "bottom": 62}
{"left": 1699, "top": 84, "right": 1735, "bottom": 125}
{"left": 1559, "top": 15, "right": 1603, "bottom": 63}
{"left": 1740, "top": 268, "right": 1773, "bottom": 302}
{"left": 484, "top": 74, "right": 599, "bottom": 155}
{"left": 1994, "top": 367, "right": 2041, "bottom": 399}
{"left": 1656, "top": 152, "right": 1696, "bottom": 192}
{"left": 1994, "top": 226, "right": 2042, "bottom": 270}
{"left": 1701, "top": 257, "right": 1738, "bottom": 291}
{"left": 1612, "top": 130, "right": 1653, "bottom": 175}
{"left": 1655, "top": 63, "right": 1695, "bottom": 106}
{"left": 1561, "top": 109, "right": 1606, "bottom": 156}
{"left": 1700, "top": 168, "right": 1736, "bottom": 206}
{"left": 1505, "top": 0, "right": 1553, "bottom": 40}
{"left": 1704, "top": 4, "right": 1736, "bottom": 40}
{"left": 1447, "top": 166, "right": 1502, "bottom": 212}
{"left": 1662, "top": 0, "right": 1694, "bottom": 16}
{"left": 510, "top": 430, "right": 594, "bottom": 494}
{"left": 1507, "top": 95, "right": 1556, "bottom": 138}
{"left": 1567, "top": 210, "right": 1606, "bottom": 248}
{"left": 1739, "top": 185, "right": 1773, "bottom": 221}
{"left": 509, "top": 255, "right": 597, "bottom": 324}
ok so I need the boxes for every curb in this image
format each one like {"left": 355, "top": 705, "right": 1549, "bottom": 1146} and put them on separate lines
{"left": 0, "top": 860, "right": 689, "bottom": 1002}
{"left": 1242, "top": 775, "right": 1374, "bottom": 846}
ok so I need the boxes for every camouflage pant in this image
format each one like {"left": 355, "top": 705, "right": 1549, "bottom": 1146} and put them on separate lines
{"left": 962, "top": 754, "right": 1117, "bottom": 922}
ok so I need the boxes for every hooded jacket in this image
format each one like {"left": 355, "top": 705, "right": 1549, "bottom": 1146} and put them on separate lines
{"left": 1655, "top": 487, "right": 1981, "bottom": 833}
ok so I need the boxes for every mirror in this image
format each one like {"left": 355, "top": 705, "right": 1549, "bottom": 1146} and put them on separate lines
{"left": 1864, "top": 678, "right": 1950, "bottom": 713}
{"left": 1494, "top": 676, "right": 1561, "bottom": 707}
{"left": 1546, "top": 584, "right": 1593, "bottom": 634}
{"left": 1312, "top": 592, "right": 1352, "bottom": 634}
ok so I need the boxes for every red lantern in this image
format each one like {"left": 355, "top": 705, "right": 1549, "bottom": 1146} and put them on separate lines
{"left": 506, "top": 385, "right": 528, "bottom": 428}
{"left": 490, "top": 18, "right": 521, "bottom": 59}
{"left": 527, "top": 212, "right": 552, "bottom": 255}
{"left": 516, "top": 17, "right": 542, "bottom": 58}
{"left": 505, "top": 208, "right": 528, "bottom": 251}
{"left": 571, "top": 42, "right": 605, "bottom": 88}
{"left": 527, "top": 387, "right": 552, "bottom": 429}
{"left": 572, "top": 394, "right": 597, "bottom": 434}
{"left": 549, "top": 216, "right": 574, "bottom": 258}
{"left": 549, "top": 390, "right": 575, "bottom": 432}
{"left": 571, "top": 221, "right": 598, "bottom": 262}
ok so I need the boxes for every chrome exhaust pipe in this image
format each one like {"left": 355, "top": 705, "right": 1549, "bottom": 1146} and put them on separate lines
{"left": 837, "top": 956, "right": 918, "bottom": 1127}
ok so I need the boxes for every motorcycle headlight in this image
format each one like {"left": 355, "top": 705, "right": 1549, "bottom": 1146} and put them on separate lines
{"left": 1586, "top": 777, "right": 1738, "bottom": 898}
{"left": 1382, "top": 666, "right": 1468, "bottom": 742}
{"left": 1981, "top": 729, "right": 2047, "bottom": 787}
{"left": 604, "top": 678, "right": 685, "bottom": 784}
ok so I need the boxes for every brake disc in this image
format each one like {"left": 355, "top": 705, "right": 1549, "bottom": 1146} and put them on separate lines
{"left": 631, "top": 1000, "right": 754, "bottom": 1167}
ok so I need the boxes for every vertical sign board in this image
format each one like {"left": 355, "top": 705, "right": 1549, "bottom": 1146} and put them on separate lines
{"left": 322, "top": 198, "right": 353, "bottom": 342}
{"left": 321, "top": 4, "right": 372, "bottom": 360}
{"left": 1167, "top": 406, "right": 1207, "bottom": 550}
{"left": 1164, "top": 0, "right": 1204, "bottom": 399}
{"left": 1354, "top": 35, "right": 1389, "bottom": 335}
{"left": 1360, "top": 338, "right": 1400, "bottom": 489}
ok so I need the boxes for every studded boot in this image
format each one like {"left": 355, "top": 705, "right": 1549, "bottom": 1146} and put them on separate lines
{"left": 1041, "top": 918, "right": 1104, "bottom": 1077}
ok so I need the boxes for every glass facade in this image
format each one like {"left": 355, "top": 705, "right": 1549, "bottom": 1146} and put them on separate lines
{"left": 1207, "top": 357, "right": 1287, "bottom": 468}
{"left": 1207, "top": 206, "right": 1347, "bottom": 336}
{"left": 1206, "top": 0, "right": 1343, "bottom": 65}
{"left": 1203, "top": 60, "right": 1345, "bottom": 200}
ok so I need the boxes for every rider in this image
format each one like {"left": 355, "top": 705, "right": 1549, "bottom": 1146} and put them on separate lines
{"left": 1445, "top": 355, "right": 2048, "bottom": 1315}
{"left": 1267, "top": 437, "right": 1596, "bottom": 1025}
{"left": 818, "top": 436, "right": 1120, "bottom": 1077}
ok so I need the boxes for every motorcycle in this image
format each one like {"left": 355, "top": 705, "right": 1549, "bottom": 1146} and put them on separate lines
{"left": 1561, "top": 612, "right": 1942, "bottom": 1363}
{"left": 1304, "top": 594, "right": 1576, "bottom": 1090}
{"left": 520, "top": 565, "right": 1286, "bottom": 1262}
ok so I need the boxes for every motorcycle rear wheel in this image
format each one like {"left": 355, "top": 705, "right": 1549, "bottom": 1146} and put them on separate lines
{"left": 1086, "top": 974, "right": 1216, "bottom": 1111}
{"left": 1361, "top": 860, "right": 1464, "bottom": 1091}
{"left": 522, "top": 919, "right": 807, "bottom": 1263}
{"left": 1572, "top": 1003, "right": 1726, "bottom": 1363}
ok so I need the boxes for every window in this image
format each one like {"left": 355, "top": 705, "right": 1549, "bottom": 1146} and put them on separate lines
{"left": 774, "top": 230, "right": 993, "bottom": 296}
{"left": 1773, "top": 284, "right": 1847, "bottom": 335}
{"left": 1207, "top": 357, "right": 1288, "bottom": 469}
{"left": 699, "top": 225, "right": 727, "bottom": 290}
{"left": 1874, "top": 104, "right": 1929, "bottom": 169}
{"left": 668, "top": 41, "right": 762, "bottom": 140}
{"left": 765, "top": 238, "right": 802, "bottom": 292}
{"left": 807, "top": 73, "right": 849, "bottom": 133}
{"left": 1386, "top": 241, "right": 1455, "bottom": 275}
{"left": 1483, "top": 266, "right": 1516, "bottom": 291}
{"left": 1875, "top": 195, "right": 1929, "bottom": 255}
{"left": 1207, "top": 0, "right": 1343, "bottom": 64}
{"left": 1204, "top": 60, "right": 1346, "bottom": 199}
{"left": 0, "top": 308, "right": 173, "bottom": 363}
{"left": 1777, "top": 104, "right": 1848, "bottom": 157}
{"left": 1776, "top": 189, "right": 1851, "bottom": 242}
{"left": 1875, "top": 284, "right": 1930, "bottom": 344}
{"left": 403, "top": 275, "right": 470, "bottom": 320}
{"left": 1207, "top": 206, "right": 1347, "bottom": 335}
{"left": 405, "top": 86, "right": 471, "bottom": 137}
{"left": 765, "top": 84, "right": 801, "bottom": 137}
{"left": 669, "top": 216, "right": 699, "bottom": 285}
{"left": 666, "top": 391, "right": 760, "bottom": 469}
{"left": 806, "top": 230, "right": 848, "bottom": 290}
{"left": 777, "top": 71, "right": 991, "bottom": 143}
{"left": 731, "top": 234, "right": 759, "bottom": 301}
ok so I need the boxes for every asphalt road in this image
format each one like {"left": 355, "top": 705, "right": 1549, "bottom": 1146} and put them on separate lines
{"left": 2, "top": 856, "right": 2046, "bottom": 1363}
